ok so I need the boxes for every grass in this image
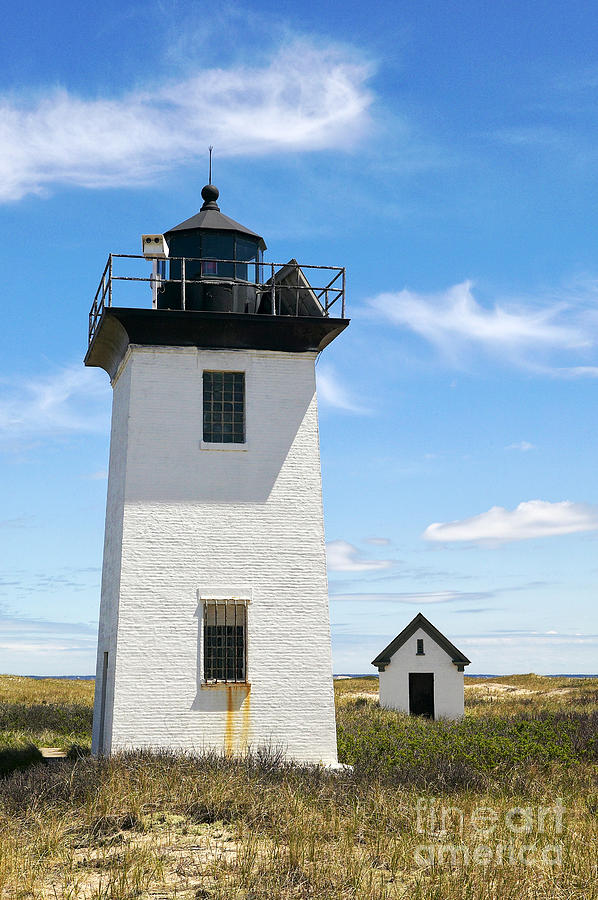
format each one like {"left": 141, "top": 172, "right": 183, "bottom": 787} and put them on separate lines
{"left": 0, "top": 676, "right": 95, "bottom": 706}
{"left": 0, "top": 676, "right": 94, "bottom": 752}
{"left": 0, "top": 673, "right": 596, "bottom": 898}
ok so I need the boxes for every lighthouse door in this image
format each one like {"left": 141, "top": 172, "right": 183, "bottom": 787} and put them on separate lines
{"left": 409, "top": 672, "right": 434, "bottom": 719}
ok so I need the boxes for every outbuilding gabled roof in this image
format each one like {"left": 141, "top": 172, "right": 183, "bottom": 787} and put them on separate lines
{"left": 371, "top": 612, "right": 471, "bottom": 671}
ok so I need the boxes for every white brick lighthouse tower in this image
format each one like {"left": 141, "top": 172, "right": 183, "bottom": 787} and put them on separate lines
{"left": 85, "top": 182, "right": 348, "bottom": 764}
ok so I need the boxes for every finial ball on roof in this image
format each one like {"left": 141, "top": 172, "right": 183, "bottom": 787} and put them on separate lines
{"left": 201, "top": 184, "right": 219, "bottom": 204}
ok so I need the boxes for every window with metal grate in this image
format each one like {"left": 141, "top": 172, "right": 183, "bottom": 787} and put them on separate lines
{"left": 203, "top": 600, "right": 247, "bottom": 683}
{"left": 203, "top": 371, "right": 245, "bottom": 443}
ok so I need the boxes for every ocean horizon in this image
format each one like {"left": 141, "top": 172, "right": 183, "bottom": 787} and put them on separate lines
{"left": 17, "top": 672, "right": 598, "bottom": 680}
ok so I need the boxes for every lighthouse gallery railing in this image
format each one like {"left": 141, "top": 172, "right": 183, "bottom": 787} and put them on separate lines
{"left": 89, "top": 254, "right": 346, "bottom": 346}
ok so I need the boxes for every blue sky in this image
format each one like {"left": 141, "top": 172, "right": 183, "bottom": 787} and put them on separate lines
{"left": 1, "top": 0, "right": 598, "bottom": 675}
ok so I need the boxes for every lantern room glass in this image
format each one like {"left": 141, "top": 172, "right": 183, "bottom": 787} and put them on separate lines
{"left": 167, "top": 232, "right": 262, "bottom": 284}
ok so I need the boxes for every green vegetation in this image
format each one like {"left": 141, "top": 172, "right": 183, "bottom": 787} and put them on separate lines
{"left": 338, "top": 703, "right": 598, "bottom": 783}
{"left": 0, "top": 675, "right": 95, "bottom": 706}
{"left": 0, "top": 674, "right": 596, "bottom": 898}
{"left": 0, "top": 676, "right": 94, "bottom": 752}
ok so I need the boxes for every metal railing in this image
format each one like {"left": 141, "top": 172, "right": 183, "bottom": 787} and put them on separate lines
{"left": 89, "top": 254, "right": 346, "bottom": 346}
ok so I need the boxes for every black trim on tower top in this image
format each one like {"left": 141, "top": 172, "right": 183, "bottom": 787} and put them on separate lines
{"left": 84, "top": 308, "right": 349, "bottom": 379}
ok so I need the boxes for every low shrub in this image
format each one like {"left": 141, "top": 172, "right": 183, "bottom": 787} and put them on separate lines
{"left": 336, "top": 702, "right": 598, "bottom": 788}
{"left": 0, "top": 702, "right": 93, "bottom": 735}
{"left": 0, "top": 744, "right": 43, "bottom": 777}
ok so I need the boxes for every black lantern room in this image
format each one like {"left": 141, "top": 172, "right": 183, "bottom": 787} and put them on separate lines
{"left": 156, "top": 184, "right": 266, "bottom": 314}
{"left": 86, "top": 183, "right": 348, "bottom": 380}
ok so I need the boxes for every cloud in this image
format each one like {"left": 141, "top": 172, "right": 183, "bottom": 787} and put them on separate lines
{"left": 316, "top": 364, "right": 368, "bottom": 413}
{"left": 454, "top": 607, "right": 499, "bottom": 614}
{"left": 505, "top": 441, "right": 536, "bottom": 451}
{"left": 85, "top": 470, "right": 108, "bottom": 480}
{"left": 423, "top": 499, "right": 598, "bottom": 546}
{"left": 0, "top": 567, "right": 101, "bottom": 601}
{"left": 330, "top": 590, "right": 493, "bottom": 603}
{"left": 326, "top": 540, "right": 393, "bottom": 572}
{"left": 327, "top": 563, "right": 467, "bottom": 593}
{"left": 0, "top": 42, "right": 373, "bottom": 202}
{"left": 0, "top": 615, "right": 95, "bottom": 636}
{"left": 0, "top": 613, "right": 97, "bottom": 670}
{"left": 364, "top": 537, "right": 391, "bottom": 546}
{"left": 459, "top": 632, "right": 598, "bottom": 646}
{"left": 368, "top": 281, "right": 587, "bottom": 361}
{"left": 0, "top": 516, "right": 35, "bottom": 529}
{"left": 493, "top": 126, "right": 567, "bottom": 151}
{"left": 556, "top": 366, "right": 598, "bottom": 377}
{"left": 366, "top": 280, "right": 598, "bottom": 375}
{"left": 0, "top": 365, "right": 110, "bottom": 442}
{"left": 0, "top": 641, "right": 93, "bottom": 654}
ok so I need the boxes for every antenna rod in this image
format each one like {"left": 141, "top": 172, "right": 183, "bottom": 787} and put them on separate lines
{"left": 208, "top": 146, "right": 213, "bottom": 184}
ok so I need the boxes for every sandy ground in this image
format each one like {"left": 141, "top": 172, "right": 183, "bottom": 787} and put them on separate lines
{"left": 42, "top": 818, "right": 241, "bottom": 899}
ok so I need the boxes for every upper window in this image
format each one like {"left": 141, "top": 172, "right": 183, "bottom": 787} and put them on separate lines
{"left": 203, "top": 371, "right": 245, "bottom": 443}
{"left": 201, "top": 260, "right": 218, "bottom": 276}
{"left": 201, "top": 233, "right": 234, "bottom": 278}
{"left": 416, "top": 638, "right": 424, "bottom": 655}
{"left": 203, "top": 600, "right": 247, "bottom": 683}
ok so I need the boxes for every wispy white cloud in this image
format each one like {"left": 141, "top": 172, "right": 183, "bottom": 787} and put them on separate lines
{"left": 505, "top": 441, "right": 536, "bottom": 452}
{"left": 364, "top": 537, "right": 391, "bottom": 546}
{"left": 368, "top": 280, "right": 588, "bottom": 367}
{"left": 85, "top": 470, "right": 109, "bottom": 481}
{"left": 0, "top": 516, "right": 35, "bottom": 529}
{"left": 493, "top": 125, "right": 567, "bottom": 151}
{"left": 0, "top": 365, "right": 110, "bottom": 441}
{"left": 316, "top": 364, "right": 368, "bottom": 413}
{"left": 0, "top": 640, "right": 93, "bottom": 654}
{"left": 459, "top": 633, "right": 598, "bottom": 647}
{"left": 327, "top": 540, "right": 393, "bottom": 572}
{"left": 0, "top": 615, "right": 95, "bottom": 636}
{"left": 0, "top": 42, "right": 373, "bottom": 202}
{"left": 424, "top": 499, "right": 598, "bottom": 546}
{"left": 331, "top": 590, "right": 492, "bottom": 603}
{"left": 0, "top": 567, "right": 101, "bottom": 598}
{"left": 0, "top": 613, "right": 97, "bottom": 673}
{"left": 556, "top": 366, "right": 598, "bottom": 377}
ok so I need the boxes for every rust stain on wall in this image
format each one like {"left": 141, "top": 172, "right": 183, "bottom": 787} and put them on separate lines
{"left": 240, "top": 685, "right": 251, "bottom": 751}
{"left": 225, "top": 686, "right": 235, "bottom": 757}
{"left": 224, "top": 685, "right": 251, "bottom": 756}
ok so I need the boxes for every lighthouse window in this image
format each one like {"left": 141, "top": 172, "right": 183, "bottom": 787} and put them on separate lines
{"left": 203, "top": 600, "right": 247, "bottom": 683}
{"left": 203, "top": 371, "right": 245, "bottom": 443}
{"left": 235, "top": 238, "right": 259, "bottom": 282}
{"left": 201, "top": 233, "right": 234, "bottom": 278}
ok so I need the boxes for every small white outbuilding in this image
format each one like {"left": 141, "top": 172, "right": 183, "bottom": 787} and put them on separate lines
{"left": 371, "top": 613, "right": 471, "bottom": 720}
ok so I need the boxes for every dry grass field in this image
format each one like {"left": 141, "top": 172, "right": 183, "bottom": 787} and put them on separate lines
{"left": 0, "top": 673, "right": 596, "bottom": 899}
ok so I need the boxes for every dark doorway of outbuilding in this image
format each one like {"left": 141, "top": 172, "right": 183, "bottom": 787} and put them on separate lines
{"left": 409, "top": 673, "right": 434, "bottom": 718}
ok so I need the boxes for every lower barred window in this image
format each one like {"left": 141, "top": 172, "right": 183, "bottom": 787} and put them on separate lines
{"left": 203, "top": 600, "right": 247, "bottom": 683}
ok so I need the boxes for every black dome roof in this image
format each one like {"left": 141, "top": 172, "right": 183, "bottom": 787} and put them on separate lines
{"left": 165, "top": 184, "right": 266, "bottom": 251}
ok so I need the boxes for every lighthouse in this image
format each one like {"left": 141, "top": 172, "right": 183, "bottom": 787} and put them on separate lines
{"left": 85, "top": 182, "right": 348, "bottom": 764}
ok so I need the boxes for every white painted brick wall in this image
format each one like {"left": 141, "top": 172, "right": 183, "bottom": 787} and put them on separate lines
{"left": 91, "top": 362, "right": 131, "bottom": 754}
{"left": 379, "top": 627, "right": 465, "bottom": 719}
{"left": 92, "top": 346, "right": 338, "bottom": 764}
